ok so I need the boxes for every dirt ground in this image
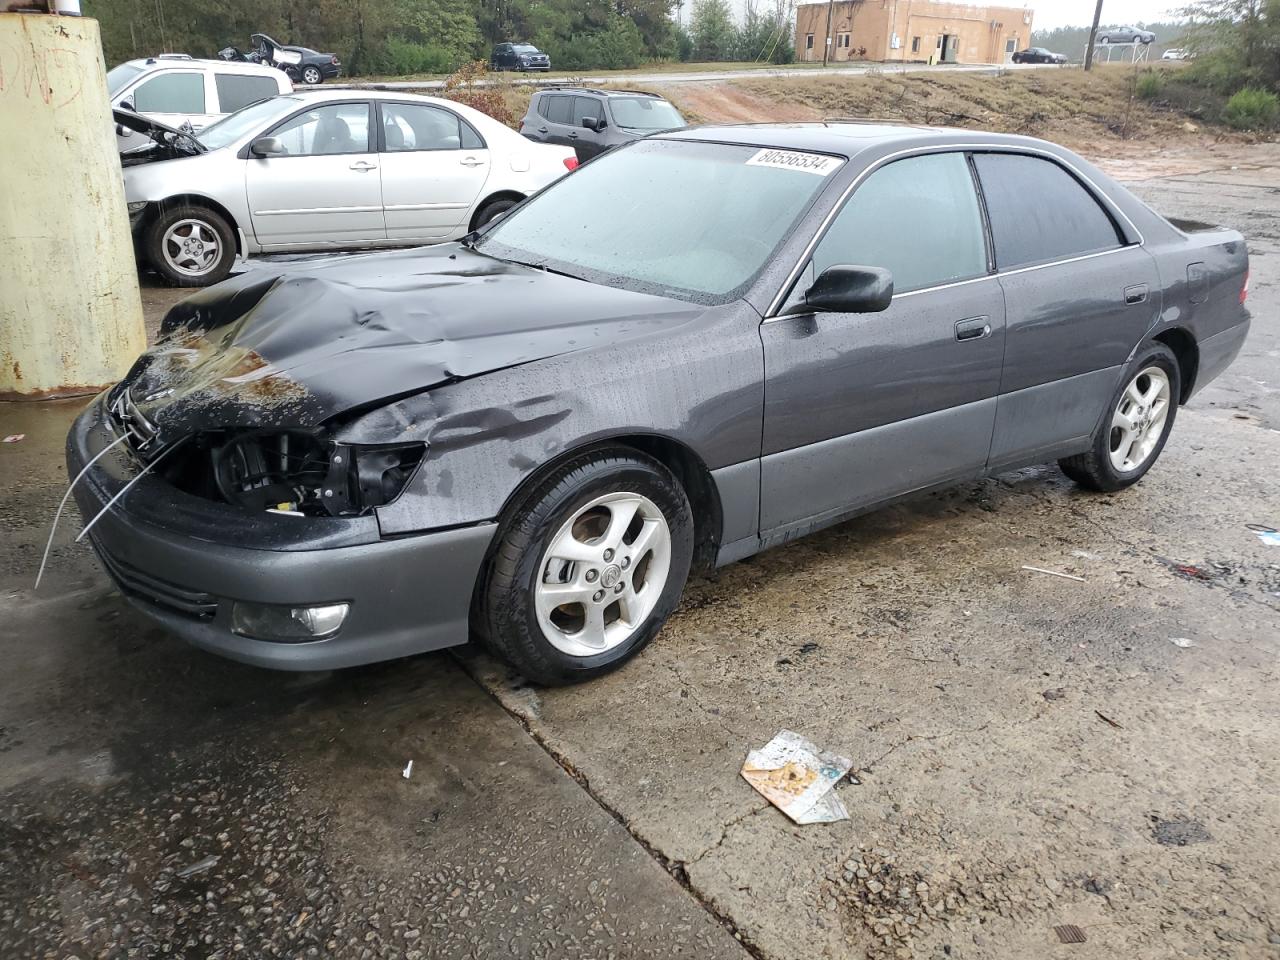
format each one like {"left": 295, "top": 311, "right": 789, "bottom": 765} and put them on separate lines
{"left": 3, "top": 125, "right": 1278, "bottom": 959}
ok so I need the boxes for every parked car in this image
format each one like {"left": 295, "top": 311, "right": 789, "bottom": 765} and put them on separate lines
{"left": 1011, "top": 47, "right": 1067, "bottom": 64}
{"left": 520, "top": 88, "right": 687, "bottom": 161}
{"left": 1096, "top": 26, "right": 1156, "bottom": 44}
{"left": 219, "top": 34, "right": 342, "bottom": 85}
{"left": 490, "top": 42, "right": 551, "bottom": 72}
{"left": 70, "top": 124, "right": 1250, "bottom": 684}
{"left": 108, "top": 54, "right": 291, "bottom": 151}
{"left": 117, "top": 90, "right": 578, "bottom": 286}
{"left": 1161, "top": 47, "right": 1191, "bottom": 60}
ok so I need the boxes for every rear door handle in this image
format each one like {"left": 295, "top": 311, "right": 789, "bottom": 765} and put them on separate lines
{"left": 954, "top": 316, "right": 992, "bottom": 342}
{"left": 459, "top": 156, "right": 484, "bottom": 167}
{"left": 1124, "top": 283, "right": 1148, "bottom": 304}
{"left": 349, "top": 160, "right": 377, "bottom": 171}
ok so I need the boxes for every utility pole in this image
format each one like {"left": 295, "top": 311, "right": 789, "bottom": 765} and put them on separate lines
{"left": 1084, "top": 0, "right": 1104, "bottom": 70}
{"left": 822, "top": 0, "right": 835, "bottom": 66}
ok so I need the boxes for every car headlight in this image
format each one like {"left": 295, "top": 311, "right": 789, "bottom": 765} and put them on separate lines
{"left": 127, "top": 201, "right": 148, "bottom": 214}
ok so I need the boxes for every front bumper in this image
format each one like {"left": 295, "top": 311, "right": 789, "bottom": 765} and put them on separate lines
{"left": 67, "top": 394, "right": 495, "bottom": 670}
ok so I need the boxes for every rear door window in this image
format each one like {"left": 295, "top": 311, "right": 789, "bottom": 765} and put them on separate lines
{"left": 973, "top": 153, "right": 1123, "bottom": 270}
{"left": 133, "top": 71, "right": 205, "bottom": 113}
{"left": 542, "top": 95, "right": 573, "bottom": 125}
{"left": 812, "top": 152, "right": 988, "bottom": 294}
{"left": 215, "top": 73, "right": 279, "bottom": 113}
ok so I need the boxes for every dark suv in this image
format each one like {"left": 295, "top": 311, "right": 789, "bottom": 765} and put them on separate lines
{"left": 519, "top": 88, "right": 687, "bottom": 162}
{"left": 491, "top": 42, "right": 551, "bottom": 72}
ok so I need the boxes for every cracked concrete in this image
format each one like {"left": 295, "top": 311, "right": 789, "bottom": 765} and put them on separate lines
{"left": 0, "top": 148, "right": 1277, "bottom": 960}
{"left": 465, "top": 157, "right": 1280, "bottom": 959}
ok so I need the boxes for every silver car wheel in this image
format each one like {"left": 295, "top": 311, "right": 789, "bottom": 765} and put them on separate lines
{"left": 1109, "top": 366, "right": 1171, "bottom": 472}
{"left": 302, "top": 66, "right": 322, "bottom": 85}
{"left": 534, "top": 491, "right": 672, "bottom": 658}
{"left": 161, "top": 218, "right": 223, "bottom": 279}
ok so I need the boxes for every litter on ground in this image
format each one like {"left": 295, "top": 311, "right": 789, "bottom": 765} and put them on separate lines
{"left": 2, "top": 434, "right": 23, "bottom": 443}
{"left": 741, "top": 730, "right": 852, "bottom": 825}
{"left": 1169, "top": 636, "right": 1196, "bottom": 648}
{"left": 402, "top": 760, "right": 413, "bottom": 780}
{"left": 1021, "top": 565, "right": 1086, "bottom": 583}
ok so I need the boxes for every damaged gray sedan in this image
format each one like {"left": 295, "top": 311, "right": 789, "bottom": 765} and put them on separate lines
{"left": 69, "top": 124, "right": 1251, "bottom": 684}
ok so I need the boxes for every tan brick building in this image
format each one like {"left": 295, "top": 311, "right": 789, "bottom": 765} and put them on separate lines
{"left": 795, "top": 0, "right": 1034, "bottom": 65}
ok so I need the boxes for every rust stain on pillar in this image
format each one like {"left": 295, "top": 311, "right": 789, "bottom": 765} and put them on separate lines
{"left": 0, "top": 13, "right": 147, "bottom": 400}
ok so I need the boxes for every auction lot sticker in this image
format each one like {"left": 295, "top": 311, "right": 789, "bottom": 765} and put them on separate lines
{"left": 746, "top": 148, "right": 841, "bottom": 176}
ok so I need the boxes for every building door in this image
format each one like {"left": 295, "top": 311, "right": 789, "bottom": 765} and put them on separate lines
{"left": 939, "top": 34, "right": 959, "bottom": 62}
{"left": 1005, "top": 37, "right": 1017, "bottom": 63}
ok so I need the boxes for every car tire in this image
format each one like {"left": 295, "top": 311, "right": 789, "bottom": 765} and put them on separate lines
{"left": 1100, "top": 36, "right": 1110, "bottom": 44}
{"left": 144, "top": 204, "right": 236, "bottom": 288}
{"left": 302, "top": 65, "right": 323, "bottom": 85}
{"left": 474, "top": 196, "right": 519, "bottom": 229}
{"left": 478, "top": 446, "right": 694, "bottom": 686}
{"left": 1059, "top": 343, "right": 1180, "bottom": 492}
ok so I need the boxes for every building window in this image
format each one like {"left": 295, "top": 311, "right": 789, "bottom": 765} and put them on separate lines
{"left": 911, "top": 36, "right": 921, "bottom": 53}
{"left": 1006, "top": 38, "right": 1017, "bottom": 52}
{"left": 838, "top": 33, "right": 850, "bottom": 48}
{"left": 806, "top": 33, "right": 814, "bottom": 50}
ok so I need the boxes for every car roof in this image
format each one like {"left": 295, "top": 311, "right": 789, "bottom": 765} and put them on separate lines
{"left": 660, "top": 122, "right": 1059, "bottom": 159}
{"left": 124, "top": 56, "right": 284, "bottom": 75}
{"left": 535, "top": 87, "right": 663, "bottom": 99}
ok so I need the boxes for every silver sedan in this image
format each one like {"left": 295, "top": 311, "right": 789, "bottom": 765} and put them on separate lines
{"left": 122, "top": 90, "right": 578, "bottom": 286}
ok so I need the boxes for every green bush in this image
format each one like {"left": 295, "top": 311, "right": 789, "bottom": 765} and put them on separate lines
{"left": 375, "top": 38, "right": 458, "bottom": 76}
{"left": 1222, "top": 87, "right": 1279, "bottom": 129}
{"left": 1135, "top": 70, "right": 1163, "bottom": 99}
{"left": 544, "top": 17, "right": 647, "bottom": 70}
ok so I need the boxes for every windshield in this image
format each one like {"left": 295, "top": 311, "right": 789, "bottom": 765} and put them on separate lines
{"left": 513, "top": 44, "right": 541, "bottom": 54}
{"left": 608, "top": 97, "right": 685, "bottom": 130}
{"left": 198, "top": 96, "right": 299, "bottom": 150}
{"left": 475, "top": 139, "right": 842, "bottom": 304}
{"left": 107, "top": 62, "right": 145, "bottom": 96}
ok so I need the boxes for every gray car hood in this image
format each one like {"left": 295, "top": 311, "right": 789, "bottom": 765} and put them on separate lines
{"left": 119, "top": 245, "right": 706, "bottom": 444}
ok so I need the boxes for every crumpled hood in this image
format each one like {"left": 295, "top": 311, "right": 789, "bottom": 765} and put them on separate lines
{"left": 119, "top": 244, "right": 705, "bottom": 443}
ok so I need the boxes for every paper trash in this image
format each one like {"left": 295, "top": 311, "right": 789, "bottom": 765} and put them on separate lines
{"left": 741, "top": 730, "right": 853, "bottom": 825}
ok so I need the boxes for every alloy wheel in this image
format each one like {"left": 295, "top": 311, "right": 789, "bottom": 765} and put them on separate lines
{"left": 161, "top": 218, "right": 222, "bottom": 279}
{"left": 1108, "top": 366, "right": 1172, "bottom": 472}
{"left": 534, "top": 492, "right": 672, "bottom": 658}
{"left": 303, "top": 66, "right": 321, "bottom": 84}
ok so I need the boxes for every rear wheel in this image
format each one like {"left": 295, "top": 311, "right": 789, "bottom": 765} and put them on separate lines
{"left": 145, "top": 204, "right": 236, "bottom": 287}
{"left": 1059, "top": 343, "right": 1180, "bottom": 492}
{"left": 474, "top": 196, "right": 519, "bottom": 229}
{"left": 301, "top": 65, "right": 323, "bottom": 85}
{"left": 479, "top": 447, "right": 694, "bottom": 685}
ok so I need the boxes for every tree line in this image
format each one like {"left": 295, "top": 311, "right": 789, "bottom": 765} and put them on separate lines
{"left": 83, "top": 0, "right": 795, "bottom": 76}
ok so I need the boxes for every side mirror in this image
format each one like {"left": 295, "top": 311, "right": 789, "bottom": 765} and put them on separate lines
{"left": 582, "top": 116, "right": 604, "bottom": 131}
{"left": 250, "top": 136, "right": 286, "bottom": 157}
{"left": 119, "top": 98, "right": 136, "bottom": 112}
{"left": 804, "top": 265, "right": 894, "bottom": 313}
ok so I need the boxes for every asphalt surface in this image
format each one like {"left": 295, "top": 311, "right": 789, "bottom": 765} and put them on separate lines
{"left": 1, "top": 152, "right": 1277, "bottom": 960}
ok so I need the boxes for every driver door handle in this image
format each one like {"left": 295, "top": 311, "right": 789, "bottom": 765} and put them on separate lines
{"left": 537, "top": 126, "right": 548, "bottom": 134}
{"left": 349, "top": 160, "right": 377, "bottom": 171}
{"left": 954, "top": 316, "right": 992, "bottom": 342}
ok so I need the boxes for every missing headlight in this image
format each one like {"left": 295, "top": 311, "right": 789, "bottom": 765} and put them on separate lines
{"left": 161, "top": 430, "right": 424, "bottom": 517}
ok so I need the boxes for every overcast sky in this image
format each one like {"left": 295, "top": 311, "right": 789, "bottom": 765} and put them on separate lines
{"left": 716, "top": 0, "right": 1184, "bottom": 32}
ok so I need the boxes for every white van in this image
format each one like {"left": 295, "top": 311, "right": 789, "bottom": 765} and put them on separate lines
{"left": 109, "top": 54, "right": 292, "bottom": 149}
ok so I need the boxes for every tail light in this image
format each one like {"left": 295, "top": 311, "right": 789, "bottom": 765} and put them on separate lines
{"left": 563, "top": 156, "right": 579, "bottom": 171}
{"left": 1240, "top": 269, "right": 1249, "bottom": 304}
{"left": 331, "top": 55, "right": 340, "bottom": 64}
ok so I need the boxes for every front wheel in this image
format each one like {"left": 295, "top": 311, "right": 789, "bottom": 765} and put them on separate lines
{"left": 479, "top": 447, "right": 694, "bottom": 685}
{"left": 1059, "top": 343, "right": 1180, "bottom": 492}
{"left": 144, "top": 204, "right": 236, "bottom": 287}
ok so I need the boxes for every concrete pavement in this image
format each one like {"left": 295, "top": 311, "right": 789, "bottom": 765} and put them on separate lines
{"left": 1, "top": 151, "right": 1276, "bottom": 960}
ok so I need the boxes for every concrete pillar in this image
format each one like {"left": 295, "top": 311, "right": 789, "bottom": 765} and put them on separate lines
{"left": 0, "top": 13, "right": 146, "bottom": 400}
